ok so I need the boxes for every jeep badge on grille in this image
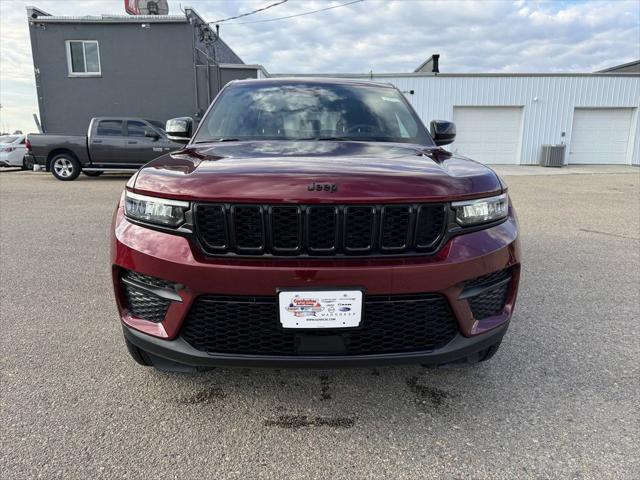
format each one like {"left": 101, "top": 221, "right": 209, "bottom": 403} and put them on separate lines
{"left": 308, "top": 182, "right": 338, "bottom": 192}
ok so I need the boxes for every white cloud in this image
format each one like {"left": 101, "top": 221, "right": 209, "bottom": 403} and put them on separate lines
{"left": 0, "top": 0, "right": 638, "bottom": 133}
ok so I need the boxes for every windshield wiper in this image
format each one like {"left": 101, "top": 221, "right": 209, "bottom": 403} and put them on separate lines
{"left": 296, "top": 136, "right": 364, "bottom": 141}
{"left": 296, "top": 136, "right": 397, "bottom": 142}
{"left": 193, "top": 138, "right": 241, "bottom": 144}
{"left": 194, "top": 136, "right": 398, "bottom": 143}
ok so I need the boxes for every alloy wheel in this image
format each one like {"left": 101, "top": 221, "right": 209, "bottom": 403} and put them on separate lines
{"left": 53, "top": 157, "right": 74, "bottom": 178}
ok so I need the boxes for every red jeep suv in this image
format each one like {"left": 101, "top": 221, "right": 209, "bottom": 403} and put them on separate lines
{"left": 112, "top": 78, "right": 520, "bottom": 371}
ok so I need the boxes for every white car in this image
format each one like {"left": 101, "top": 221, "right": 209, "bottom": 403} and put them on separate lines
{"left": 0, "top": 134, "right": 28, "bottom": 168}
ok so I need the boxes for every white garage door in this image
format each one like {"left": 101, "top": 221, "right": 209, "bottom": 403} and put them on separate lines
{"left": 451, "top": 106, "right": 523, "bottom": 164}
{"left": 569, "top": 108, "right": 633, "bottom": 164}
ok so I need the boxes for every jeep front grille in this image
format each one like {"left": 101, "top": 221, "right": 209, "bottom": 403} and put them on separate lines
{"left": 194, "top": 203, "right": 447, "bottom": 257}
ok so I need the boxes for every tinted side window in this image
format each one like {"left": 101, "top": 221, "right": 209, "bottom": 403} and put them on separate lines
{"left": 127, "top": 121, "right": 148, "bottom": 137}
{"left": 97, "top": 120, "right": 123, "bottom": 136}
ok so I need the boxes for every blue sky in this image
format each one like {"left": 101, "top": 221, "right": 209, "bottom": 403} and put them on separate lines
{"left": 1, "top": 0, "right": 638, "bottom": 133}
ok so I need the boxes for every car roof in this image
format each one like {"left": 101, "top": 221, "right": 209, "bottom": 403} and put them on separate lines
{"left": 228, "top": 77, "right": 396, "bottom": 89}
{"left": 0, "top": 134, "right": 24, "bottom": 142}
{"left": 91, "top": 117, "right": 155, "bottom": 121}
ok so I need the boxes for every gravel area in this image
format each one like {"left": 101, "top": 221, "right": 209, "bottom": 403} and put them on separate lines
{"left": 1, "top": 169, "right": 638, "bottom": 479}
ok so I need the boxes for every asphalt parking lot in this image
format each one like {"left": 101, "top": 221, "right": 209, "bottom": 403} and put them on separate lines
{"left": 1, "top": 169, "right": 638, "bottom": 479}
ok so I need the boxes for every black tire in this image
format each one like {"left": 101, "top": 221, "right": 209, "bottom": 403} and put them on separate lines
{"left": 50, "top": 153, "right": 81, "bottom": 181}
{"left": 83, "top": 171, "right": 103, "bottom": 177}
{"left": 125, "top": 338, "right": 153, "bottom": 367}
{"left": 22, "top": 156, "right": 34, "bottom": 171}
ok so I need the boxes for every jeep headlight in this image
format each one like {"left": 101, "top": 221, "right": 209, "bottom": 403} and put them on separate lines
{"left": 451, "top": 193, "right": 508, "bottom": 226}
{"left": 124, "top": 191, "right": 189, "bottom": 227}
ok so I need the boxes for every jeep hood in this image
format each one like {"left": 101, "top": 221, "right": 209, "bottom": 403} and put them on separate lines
{"left": 133, "top": 140, "right": 502, "bottom": 202}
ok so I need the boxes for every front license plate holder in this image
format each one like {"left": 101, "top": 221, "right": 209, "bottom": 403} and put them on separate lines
{"left": 277, "top": 288, "right": 364, "bottom": 329}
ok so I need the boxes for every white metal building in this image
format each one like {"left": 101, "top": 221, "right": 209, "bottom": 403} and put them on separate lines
{"left": 277, "top": 72, "right": 640, "bottom": 166}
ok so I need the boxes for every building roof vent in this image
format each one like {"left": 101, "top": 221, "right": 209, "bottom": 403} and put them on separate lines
{"left": 414, "top": 54, "right": 440, "bottom": 73}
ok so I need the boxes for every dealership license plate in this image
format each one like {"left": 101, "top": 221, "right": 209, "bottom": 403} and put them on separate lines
{"left": 278, "top": 290, "right": 363, "bottom": 329}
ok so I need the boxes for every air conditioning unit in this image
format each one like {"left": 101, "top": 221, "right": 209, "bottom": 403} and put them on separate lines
{"left": 539, "top": 144, "right": 566, "bottom": 167}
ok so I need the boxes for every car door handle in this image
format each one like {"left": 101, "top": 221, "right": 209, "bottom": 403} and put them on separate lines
{"left": 127, "top": 141, "right": 138, "bottom": 144}
{"left": 92, "top": 140, "right": 103, "bottom": 144}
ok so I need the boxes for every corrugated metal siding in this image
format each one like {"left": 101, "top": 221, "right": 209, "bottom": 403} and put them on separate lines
{"left": 340, "top": 74, "right": 640, "bottom": 165}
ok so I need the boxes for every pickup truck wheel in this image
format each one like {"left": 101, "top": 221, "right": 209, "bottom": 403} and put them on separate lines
{"left": 83, "top": 171, "right": 103, "bottom": 177}
{"left": 51, "top": 154, "right": 81, "bottom": 181}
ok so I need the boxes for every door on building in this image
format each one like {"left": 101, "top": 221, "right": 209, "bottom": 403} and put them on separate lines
{"left": 569, "top": 108, "right": 634, "bottom": 164}
{"left": 125, "top": 120, "right": 172, "bottom": 165}
{"left": 451, "top": 106, "right": 524, "bottom": 164}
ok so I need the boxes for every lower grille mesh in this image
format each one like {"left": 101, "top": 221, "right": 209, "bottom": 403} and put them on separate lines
{"left": 180, "top": 293, "right": 458, "bottom": 355}
{"left": 464, "top": 269, "right": 512, "bottom": 320}
{"left": 464, "top": 269, "right": 511, "bottom": 290}
{"left": 121, "top": 270, "right": 172, "bottom": 323}
{"left": 468, "top": 284, "right": 510, "bottom": 320}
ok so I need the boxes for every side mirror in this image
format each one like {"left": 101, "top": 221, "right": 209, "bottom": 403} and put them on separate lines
{"left": 166, "top": 117, "right": 194, "bottom": 144}
{"left": 144, "top": 128, "right": 160, "bottom": 140}
{"left": 430, "top": 120, "right": 456, "bottom": 146}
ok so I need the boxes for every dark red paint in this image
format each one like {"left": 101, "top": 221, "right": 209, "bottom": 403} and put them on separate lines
{"left": 111, "top": 92, "right": 521, "bottom": 366}
{"left": 112, "top": 177, "right": 520, "bottom": 341}
{"left": 133, "top": 141, "right": 503, "bottom": 203}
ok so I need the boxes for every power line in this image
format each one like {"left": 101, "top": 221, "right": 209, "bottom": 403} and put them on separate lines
{"left": 226, "top": 0, "right": 365, "bottom": 25}
{"left": 209, "top": 0, "right": 289, "bottom": 24}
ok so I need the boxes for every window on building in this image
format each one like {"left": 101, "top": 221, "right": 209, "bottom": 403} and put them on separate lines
{"left": 127, "top": 121, "right": 148, "bottom": 137}
{"left": 66, "top": 40, "right": 101, "bottom": 76}
{"left": 96, "top": 120, "right": 123, "bottom": 136}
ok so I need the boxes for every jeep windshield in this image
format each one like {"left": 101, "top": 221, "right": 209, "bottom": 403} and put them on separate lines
{"left": 192, "top": 81, "right": 433, "bottom": 145}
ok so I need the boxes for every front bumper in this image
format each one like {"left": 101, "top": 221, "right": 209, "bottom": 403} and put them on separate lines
{"left": 112, "top": 204, "right": 521, "bottom": 366}
{"left": 123, "top": 321, "right": 509, "bottom": 368}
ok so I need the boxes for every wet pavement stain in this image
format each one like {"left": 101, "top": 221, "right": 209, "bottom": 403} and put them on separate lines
{"left": 370, "top": 368, "right": 381, "bottom": 376}
{"left": 264, "top": 415, "right": 355, "bottom": 429}
{"left": 319, "top": 375, "right": 332, "bottom": 400}
{"left": 406, "top": 376, "right": 454, "bottom": 409}
{"left": 178, "top": 388, "right": 226, "bottom": 404}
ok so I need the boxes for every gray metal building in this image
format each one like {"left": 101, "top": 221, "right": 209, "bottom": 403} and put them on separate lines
{"left": 27, "top": 6, "right": 263, "bottom": 134}
{"left": 275, "top": 71, "right": 639, "bottom": 165}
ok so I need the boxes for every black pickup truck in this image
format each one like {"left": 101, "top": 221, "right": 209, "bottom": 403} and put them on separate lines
{"left": 26, "top": 117, "right": 183, "bottom": 180}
